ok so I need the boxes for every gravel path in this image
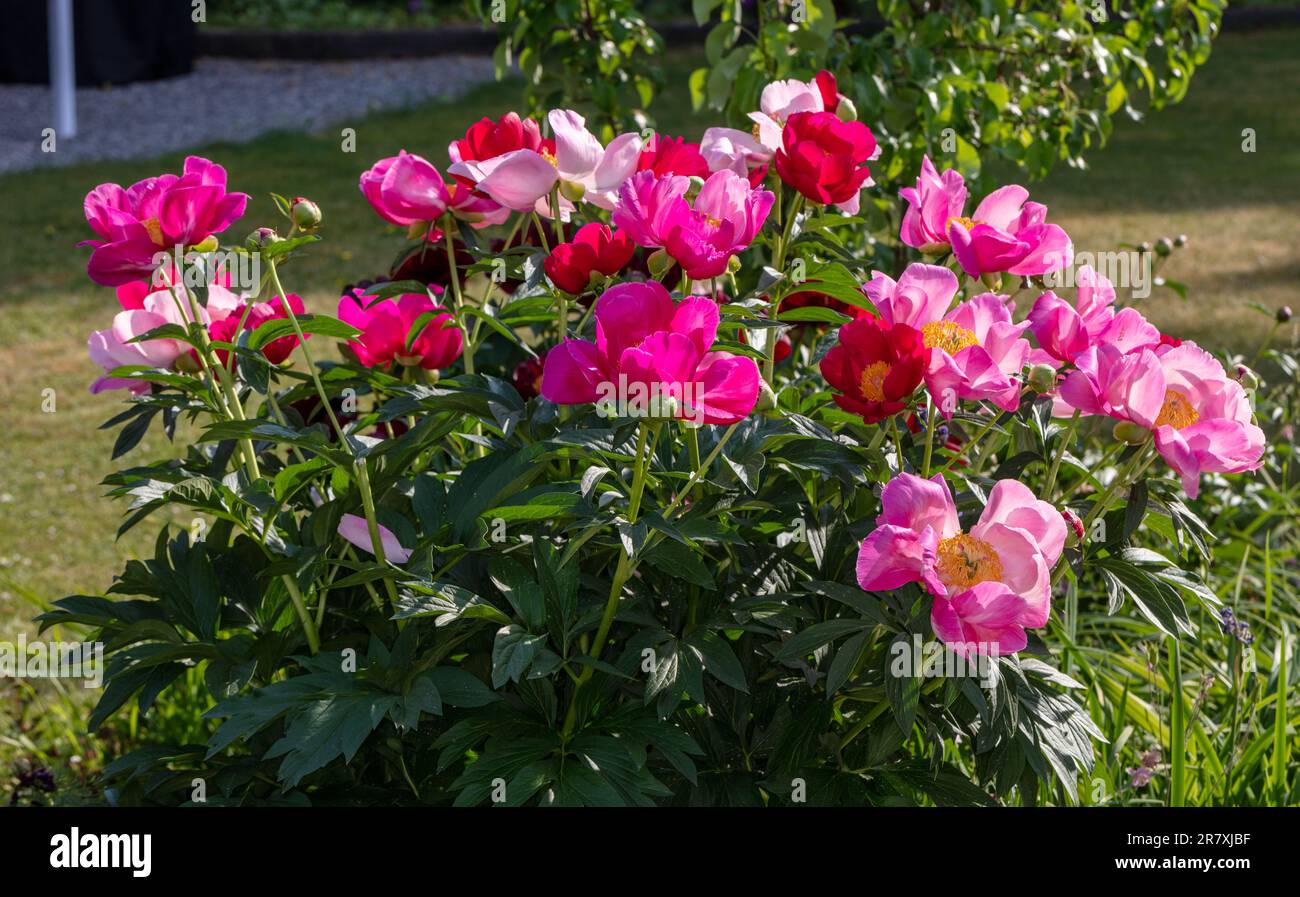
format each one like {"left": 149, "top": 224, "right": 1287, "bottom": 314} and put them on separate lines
{"left": 0, "top": 55, "right": 496, "bottom": 175}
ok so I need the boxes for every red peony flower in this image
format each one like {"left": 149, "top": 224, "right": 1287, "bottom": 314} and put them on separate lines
{"left": 819, "top": 315, "right": 929, "bottom": 423}
{"left": 512, "top": 350, "right": 547, "bottom": 400}
{"left": 451, "top": 112, "right": 552, "bottom": 167}
{"left": 543, "top": 223, "right": 635, "bottom": 295}
{"left": 637, "top": 136, "right": 710, "bottom": 179}
{"left": 774, "top": 111, "right": 877, "bottom": 209}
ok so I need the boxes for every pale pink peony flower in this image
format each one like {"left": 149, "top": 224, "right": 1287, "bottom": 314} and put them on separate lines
{"left": 856, "top": 474, "right": 1066, "bottom": 657}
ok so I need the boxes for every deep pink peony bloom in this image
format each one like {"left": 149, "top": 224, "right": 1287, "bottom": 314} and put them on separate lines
{"left": 700, "top": 126, "right": 771, "bottom": 178}
{"left": 867, "top": 263, "right": 1030, "bottom": 416}
{"left": 81, "top": 156, "right": 249, "bottom": 287}
{"left": 338, "top": 288, "right": 462, "bottom": 370}
{"left": 898, "top": 156, "right": 1072, "bottom": 278}
{"left": 360, "top": 150, "right": 452, "bottom": 228}
{"left": 898, "top": 155, "right": 968, "bottom": 253}
{"left": 448, "top": 109, "right": 642, "bottom": 213}
{"left": 1026, "top": 267, "right": 1160, "bottom": 369}
{"left": 540, "top": 280, "right": 760, "bottom": 425}
{"left": 856, "top": 474, "right": 1066, "bottom": 657}
{"left": 1059, "top": 341, "right": 1265, "bottom": 497}
{"left": 612, "top": 169, "right": 774, "bottom": 280}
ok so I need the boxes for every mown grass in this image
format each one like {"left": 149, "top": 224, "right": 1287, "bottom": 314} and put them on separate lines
{"left": 1, "top": 28, "right": 1297, "bottom": 802}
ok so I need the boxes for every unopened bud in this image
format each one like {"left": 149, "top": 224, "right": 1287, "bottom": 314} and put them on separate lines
{"left": 685, "top": 176, "right": 705, "bottom": 201}
{"left": 1235, "top": 364, "right": 1261, "bottom": 391}
{"left": 559, "top": 179, "right": 586, "bottom": 203}
{"left": 835, "top": 96, "right": 858, "bottom": 122}
{"left": 1174, "top": 234, "right": 1188, "bottom": 248}
{"left": 1061, "top": 508, "right": 1085, "bottom": 547}
{"left": 1112, "top": 420, "right": 1149, "bottom": 445}
{"left": 291, "top": 197, "right": 322, "bottom": 231}
{"left": 190, "top": 235, "right": 219, "bottom": 253}
{"left": 980, "top": 271, "right": 1004, "bottom": 291}
{"left": 727, "top": 254, "right": 743, "bottom": 274}
{"left": 754, "top": 378, "right": 778, "bottom": 414}
{"left": 1277, "top": 306, "right": 1293, "bottom": 323}
{"left": 246, "top": 227, "right": 283, "bottom": 250}
{"left": 1028, "top": 363, "right": 1057, "bottom": 394}
{"left": 647, "top": 248, "right": 674, "bottom": 278}
{"left": 1155, "top": 237, "right": 1173, "bottom": 257}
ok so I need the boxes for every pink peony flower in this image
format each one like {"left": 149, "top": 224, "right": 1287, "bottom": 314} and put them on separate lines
{"left": 87, "top": 284, "right": 243, "bottom": 393}
{"left": 898, "top": 155, "right": 969, "bottom": 253}
{"left": 338, "top": 289, "right": 462, "bottom": 370}
{"left": 81, "top": 156, "right": 249, "bottom": 287}
{"left": 448, "top": 109, "right": 642, "bottom": 213}
{"left": 612, "top": 169, "right": 774, "bottom": 280}
{"left": 359, "top": 150, "right": 452, "bottom": 228}
{"left": 856, "top": 474, "right": 1066, "bottom": 656}
{"left": 897, "top": 156, "right": 1072, "bottom": 279}
{"left": 748, "top": 76, "right": 830, "bottom": 152}
{"left": 540, "top": 280, "right": 760, "bottom": 425}
{"left": 1061, "top": 341, "right": 1265, "bottom": 497}
{"left": 700, "top": 126, "right": 771, "bottom": 177}
{"left": 867, "top": 263, "right": 1030, "bottom": 416}
{"left": 337, "top": 514, "right": 413, "bottom": 564}
{"left": 1026, "top": 267, "right": 1159, "bottom": 369}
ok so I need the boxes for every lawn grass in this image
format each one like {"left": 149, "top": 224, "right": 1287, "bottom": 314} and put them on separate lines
{"left": 1, "top": 28, "right": 1297, "bottom": 627}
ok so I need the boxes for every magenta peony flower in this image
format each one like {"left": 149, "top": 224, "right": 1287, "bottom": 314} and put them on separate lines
{"left": 540, "top": 280, "right": 760, "bottom": 425}
{"left": 856, "top": 473, "right": 1066, "bottom": 657}
{"left": 81, "top": 156, "right": 249, "bottom": 287}
{"left": 612, "top": 169, "right": 774, "bottom": 280}
{"left": 897, "top": 156, "right": 1072, "bottom": 278}
{"left": 867, "top": 263, "right": 1030, "bottom": 416}
{"left": 360, "top": 150, "right": 452, "bottom": 228}
{"left": 338, "top": 289, "right": 462, "bottom": 370}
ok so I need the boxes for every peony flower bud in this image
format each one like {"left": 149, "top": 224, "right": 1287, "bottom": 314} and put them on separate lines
{"left": 246, "top": 227, "right": 283, "bottom": 250}
{"left": 647, "top": 248, "right": 674, "bottom": 278}
{"left": 685, "top": 176, "right": 705, "bottom": 201}
{"left": 1061, "top": 507, "right": 1085, "bottom": 547}
{"left": 1277, "top": 306, "right": 1293, "bottom": 323}
{"left": 835, "top": 96, "right": 858, "bottom": 122}
{"left": 559, "top": 179, "right": 586, "bottom": 203}
{"left": 191, "top": 235, "right": 219, "bottom": 253}
{"left": 1155, "top": 237, "right": 1173, "bottom": 257}
{"left": 291, "top": 197, "right": 322, "bottom": 231}
{"left": 754, "top": 378, "right": 778, "bottom": 414}
{"left": 1028, "top": 363, "right": 1058, "bottom": 394}
{"left": 1235, "top": 364, "right": 1261, "bottom": 391}
{"left": 980, "top": 271, "right": 1004, "bottom": 291}
{"left": 1113, "top": 420, "right": 1149, "bottom": 445}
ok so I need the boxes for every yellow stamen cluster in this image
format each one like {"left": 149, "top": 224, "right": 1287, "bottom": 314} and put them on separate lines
{"left": 1155, "top": 388, "right": 1199, "bottom": 430}
{"left": 946, "top": 216, "right": 979, "bottom": 232}
{"left": 936, "top": 533, "right": 1004, "bottom": 590}
{"left": 143, "top": 217, "right": 166, "bottom": 247}
{"left": 922, "top": 320, "right": 978, "bottom": 355}
{"left": 541, "top": 147, "right": 559, "bottom": 169}
{"left": 859, "top": 361, "right": 891, "bottom": 402}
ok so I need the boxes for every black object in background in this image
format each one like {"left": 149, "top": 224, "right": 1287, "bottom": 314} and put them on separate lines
{"left": 0, "top": 0, "right": 195, "bottom": 86}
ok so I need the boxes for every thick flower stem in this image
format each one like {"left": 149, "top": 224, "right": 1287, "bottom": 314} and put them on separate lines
{"left": 921, "top": 396, "right": 936, "bottom": 477}
{"left": 560, "top": 421, "right": 656, "bottom": 738}
{"left": 1043, "top": 409, "right": 1081, "bottom": 500}
{"left": 440, "top": 215, "right": 485, "bottom": 457}
{"left": 266, "top": 257, "right": 401, "bottom": 610}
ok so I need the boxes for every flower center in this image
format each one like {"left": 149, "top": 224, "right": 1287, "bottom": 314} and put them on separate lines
{"left": 143, "top": 217, "right": 166, "bottom": 247}
{"left": 922, "top": 320, "right": 978, "bottom": 355}
{"left": 859, "top": 360, "right": 890, "bottom": 402}
{"left": 935, "top": 533, "right": 1004, "bottom": 590}
{"left": 1154, "top": 388, "right": 1199, "bottom": 429}
{"left": 541, "top": 147, "right": 559, "bottom": 169}
{"left": 705, "top": 215, "right": 722, "bottom": 228}
{"left": 751, "top": 122, "right": 763, "bottom": 141}
{"left": 945, "top": 216, "right": 979, "bottom": 232}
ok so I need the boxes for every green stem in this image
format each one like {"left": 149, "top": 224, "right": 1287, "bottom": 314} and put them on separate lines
{"left": 938, "top": 408, "right": 999, "bottom": 474}
{"left": 921, "top": 396, "right": 936, "bottom": 477}
{"left": 1043, "top": 409, "right": 1080, "bottom": 499}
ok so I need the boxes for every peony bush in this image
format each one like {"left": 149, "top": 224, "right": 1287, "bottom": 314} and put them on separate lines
{"left": 46, "top": 67, "right": 1277, "bottom": 806}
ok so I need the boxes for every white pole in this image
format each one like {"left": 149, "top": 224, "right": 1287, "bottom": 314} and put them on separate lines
{"left": 48, "top": 0, "right": 77, "bottom": 139}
